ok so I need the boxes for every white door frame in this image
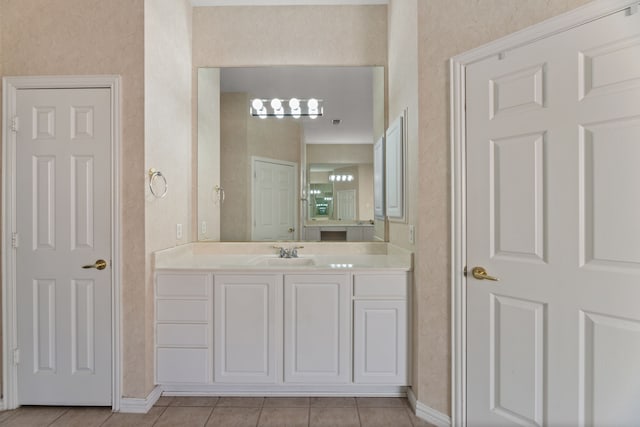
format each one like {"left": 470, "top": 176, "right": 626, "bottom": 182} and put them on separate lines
{"left": 251, "top": 156, "right": 299, "bottom": 241}
{"left": 450, "top": 1, "right": 638, "bottom": 425}
{"left": 2, "top": 75, "right": 122, "bottom": 411}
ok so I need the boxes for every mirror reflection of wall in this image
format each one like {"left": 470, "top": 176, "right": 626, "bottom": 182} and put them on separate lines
{"left": 197, "top": 66, "right": 385, "bottom": 241}
{"left": 306, "top": 144, "right": 374, "bottom": 223}
{"left": 308, "top": 183, "right": 333, "bottom": 218}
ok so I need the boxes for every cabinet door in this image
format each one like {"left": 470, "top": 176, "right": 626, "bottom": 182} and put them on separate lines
{"left": 346, "top": 227, "right": 363, "bottom": 241}
{"left": 354, "top": 300, "right": 408, "bottom": 384}
{"left": 304, "top": 227, "right": 320, "bottom": 241}
{"left": 214, "top": 274, "right": 281, "bottom": 383}
{"left": 284, "top": 274, "right": 350, "bottom": 383}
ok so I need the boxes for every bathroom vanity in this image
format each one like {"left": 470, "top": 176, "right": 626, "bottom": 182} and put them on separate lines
{"left": 154, "top": 242, "right": 412, "bottom": 395}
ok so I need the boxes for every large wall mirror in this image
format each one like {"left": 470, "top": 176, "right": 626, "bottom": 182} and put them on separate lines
{"left": 197, "top": 66, "right": 385, "bottom": 242}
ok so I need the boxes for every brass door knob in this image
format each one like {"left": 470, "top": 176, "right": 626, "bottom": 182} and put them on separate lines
{"left": 288, "top": 227, "right": 295, "bottom": 233}
{"left": 82, "top": 259, "right": 107, "bottom": 270}
{"left": 471, "top": 266, "right": 499, "bottom": 281}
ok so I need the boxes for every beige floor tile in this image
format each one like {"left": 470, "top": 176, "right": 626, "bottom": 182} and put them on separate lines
{"left": 170, "top": 396, "right": 219, "bottom": 407}
{"left": 0, "top": 410, "right": 18, "bottom": 424}
{"left": 0, "top": 406, "right": 69, "bottom": 426}
{"left": 356, "top": 397, "right": 409, "bottom": 408}
{"left": 263, "top": 397, "right": 309, "bottom": 407}
{"left": 49, "top": 407, "right": 112, "bottom": 427}
{"left": 217, "top": 397, "right": 265, "bottom": 407}
{"left": 309, "top": 397, "right": 357, "bottom": 407}
{"left": 405, "top": 407, "right": 438, "bottom": 427}
{"left": 206, "top": 407, "right": 261, "bottom": 427}
{"left": 154, "top": 396, "right": 175, "bottom": 407}
{"left": 359, "top": 407, "right": 413, "bottom": 427}
{"left": 154, "top": 406, "right": 213, "bottom": 427}
{"left": 310, "top": 407, "right": 360, "bottom": 427}
{"left": 100, "top": 406, "right": 165, "bottom": 427}
{"left": 258, "top": 407, "right": 309, "bottom": 427}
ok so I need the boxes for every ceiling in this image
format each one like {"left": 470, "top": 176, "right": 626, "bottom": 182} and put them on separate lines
{"left": 220, "top": 66, "right": 376, "bottom": 145}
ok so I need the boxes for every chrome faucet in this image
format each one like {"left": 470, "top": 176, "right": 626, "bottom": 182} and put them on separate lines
{"left": 273, "top": 245, "right": 304, "bottom": 258}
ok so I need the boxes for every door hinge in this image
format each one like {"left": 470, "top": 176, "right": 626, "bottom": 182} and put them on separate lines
{"left": 11, "top": 116, "right": 19, "bottom": 132}
{"left": 11, "top": 232, "right": 19, "bottom": 248}
{"left": 13, "top": 348, "right": 20, "bottom": 365}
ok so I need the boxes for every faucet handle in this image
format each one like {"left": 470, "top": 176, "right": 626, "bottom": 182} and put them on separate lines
{"left": 290, "top": 246, "right": 303, "bottom": 258}
{"left": 272, "top": 245, "right": 287, "bottom": 257}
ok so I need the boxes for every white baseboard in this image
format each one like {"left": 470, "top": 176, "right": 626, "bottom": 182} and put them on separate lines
{"left": 118, "top": 386, "right": 162, "bottom": 413}
{"left": 407, "top": 388, "right": 452, "bottom": 427}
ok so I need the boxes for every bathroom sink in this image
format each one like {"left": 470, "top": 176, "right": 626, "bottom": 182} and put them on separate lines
{"left": 251, "top": 257, "right": 316, "bottom": 266}
{"left": 266, "top": 257, "right": 315, "bottom": 266}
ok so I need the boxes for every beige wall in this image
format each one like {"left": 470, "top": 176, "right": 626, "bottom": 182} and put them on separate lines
{"left": 144, "top": 0, "right": 192, "bottom": 396}
{"left": 358, "top": 163, "right": 374, "bottom": 221}
{"left": 220, "top": 93, "right": 249, "bottom": 241}
{"left": 1, "top": 0, "right": 148, "bottom": 397}
{"left": 198, "top": 68, "right": 221, "bottom": 241}
{"left": 307, "top": 144, "right": 373, "bottom": 165}
{"left": 193, "top": 5, "right": 386, "bottom": 67}
{"left": 409, "top": 0, "right": 593, "bottom": 414}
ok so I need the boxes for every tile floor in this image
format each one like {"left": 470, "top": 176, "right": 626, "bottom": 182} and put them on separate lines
{"left": 0, "top": 396, "right": 436, "bottom": 427}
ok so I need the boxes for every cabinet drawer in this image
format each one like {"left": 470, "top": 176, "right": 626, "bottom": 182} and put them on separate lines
{"left": 157, "top": 324, "right": 208, "bottom": 346}
{"left": 157, "top": 300, "right": 208, "bottom": 322}
{"left": 157, "top": 348, "right": 209, "bottom": 383}
{"left": 157, "top": 273, "right": 210, "bottom": 298}
{"left": 353, "top": 274, "right": 407, "bottom": 298}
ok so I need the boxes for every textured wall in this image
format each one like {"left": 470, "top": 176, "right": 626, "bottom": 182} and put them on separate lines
{"left": 144, "top": 0, "right": 192, "bottom": 396}
{"left": 387, "top": 0, "right": 418, "bottom": 253}
{"left": 1, "top": 0, "right": 148, "bottom": 397}
{"left": 413, "top": 0, "right": 593, "bottom": 414}
{"left": 198, "top": 68, "right": 221, "bottom": 241}
{"left": 220, "top": 93, "right": 249, "bottom": 241}
{"left": 193, "top": 5, "right": 387, "bottom": 67}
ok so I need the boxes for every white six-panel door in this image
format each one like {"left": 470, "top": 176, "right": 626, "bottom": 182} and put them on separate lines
{"left": 466, "top": 7, "right": 640, "bottom": 426}
{"left": 252, "top": 158, "right": 296, "bottom": 241}
{"left": 15, "top": 88, "right": 112, "bottom": 405}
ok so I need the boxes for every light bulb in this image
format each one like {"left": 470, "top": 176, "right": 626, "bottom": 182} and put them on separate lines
{"left": 258, "top": 108, "right": 267, "bottom": 119}
{"left": 252, "top": 99, "right": 264, "bottom": 110}
{"left": 275, "top": 108, "right": 284, "bottom": 119}
{"left": 329, "top": 175, "right": 335, "bottom": 181}
{"left": 342, "top": 175, "right": 347, "bottom": 181}
{"left": 289, "top": 98, "right": 300, "bottom": 109}
{"left": 309, "top": 110, "right": 318, "bottom": 119}
{"left": 270, "top": 98, "right": 282, "bottom": 110}
{"left": 347, "top": 175, "right": 354, "bottom": 181}
{"left": 308, "top": 98, "right": 319, "bottom": 110}
{"left": 292, "top": 108, "right": 301, "bottom": 119}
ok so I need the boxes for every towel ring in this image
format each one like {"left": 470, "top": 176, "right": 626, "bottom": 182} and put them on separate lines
{"left": 148, "top": 168, "right": 168, "bottom": 199}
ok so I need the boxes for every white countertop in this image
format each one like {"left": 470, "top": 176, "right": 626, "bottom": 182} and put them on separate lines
{"left": 304, "top": 221, "right": 374, "bottom": 228}
{"left": 154, "top": 242, "right": 412, "bottom": 272}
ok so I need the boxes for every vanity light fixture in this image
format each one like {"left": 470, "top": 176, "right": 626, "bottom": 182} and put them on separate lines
{"left": 250, "top": 98, "right": 323, "bottom": 119}
{"left": 329, "top": 174, "right": 354, "bottom": 182}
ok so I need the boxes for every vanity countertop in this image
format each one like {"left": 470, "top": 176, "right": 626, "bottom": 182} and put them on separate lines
{"left": 154, "top": 242, "right": 412, "bottom": 271}
{"left": 304, "top": 221, "right": 374, "bottom": 227}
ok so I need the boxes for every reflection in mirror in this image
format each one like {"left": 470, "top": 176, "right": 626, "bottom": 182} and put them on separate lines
{"left": 197, "top": 66, "right": 385, "bottom": 242}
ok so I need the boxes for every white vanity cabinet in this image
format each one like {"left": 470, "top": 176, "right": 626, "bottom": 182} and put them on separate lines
{"left": 154, "top": 262, "right": 411, "bottom": 393}
{"left": 353, "top": 273, "right": 410, "bottom": 385}
{"left": 155, "top": 272, "right": 212, "bottom": 384}
{"left": 213, "top": 274, "right": 281, "bottom": 383}
{"left": 284, "top": 274, "right": 350, "bottom": 383}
